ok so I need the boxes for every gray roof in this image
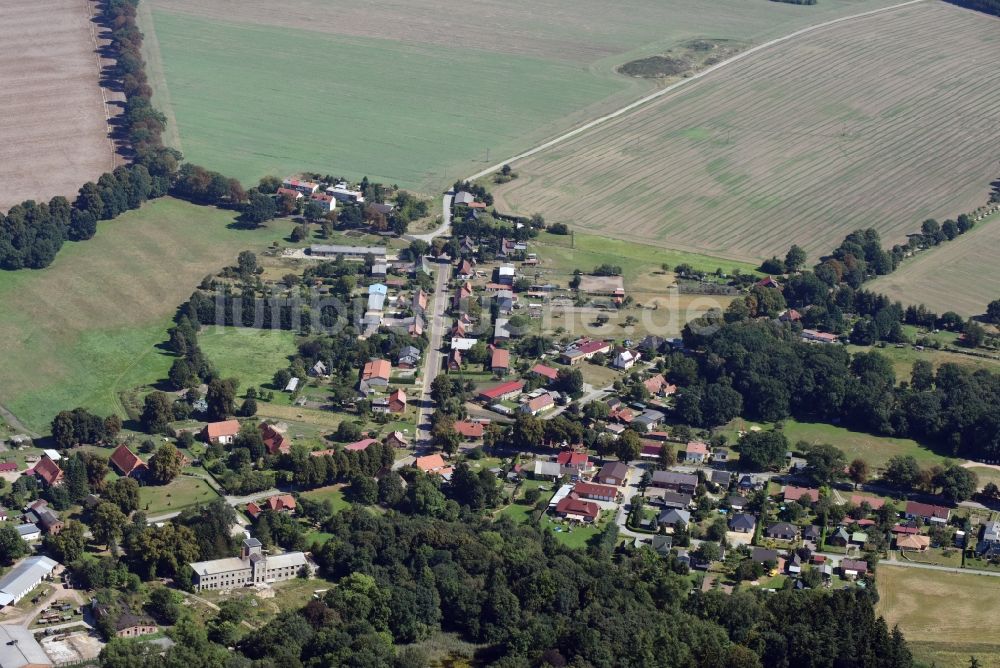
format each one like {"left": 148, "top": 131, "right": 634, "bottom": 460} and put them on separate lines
{"left": 454, "top": 191, "right": 475, "bottom": 205}
{"left": 0, "top": 556, "right": 58, "bottom": 606}
{"left": 766, "top": 522, "right": 799, "bottom": 537}
{"left": 729, "top": 513, "right": 756, "bottom": 531}
{"left": 751, "top": 547, "right": 779, "bottom": 563}
{"left": 533, "top": 461, "right": 563, "bottom": 477}
{"left": 651, "top": 470, "right": 698, "bottom": 488}
{"left": 244, "top": 538, "right": 262, "bottom": 548}
{"left": 15, "top": 523, "right": 38, "bottom": 538}
{"left": 657, "top": 509, "right": 691, "bottom": 525}
{"left": 0, "top": 624, "right": 51, "bottom": 668}
{"left": 632, "top": 409, "right": 666, "bottom": 425}
{"left": 598, "top": 462, "right": 629, "bottom": 480}
{"left": 310, "top": 244, "right": 387, "bottom": 256}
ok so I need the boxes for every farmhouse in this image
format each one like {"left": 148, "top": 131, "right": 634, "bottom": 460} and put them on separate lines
{"left": 15, "top": 524, "right": 40, "bottom": 542}
{"left": 454, "top": 421, "right": 485, "bottom": 440}
{"left": 520, "top": 393, "right": 555, "bottom": 416}
{"left": 360, "top": 359, "right": 392, "bottom": 394}
{"left": 260, "top": 423, "right": 292, "bottom": 455}
{"left": 109, "top": 444, "right": 147, "bottom": 479}
{"left": 309, "top": 245, "right": 386, "bottom": 260}
{"left": 92, "top": 601, "right": 158, "bottom": 639}
{"left": 478, "top": 380, "right": 525, "bottom": 404}
{"left": 32, "top": 456, "right": 63, "bottom": 487}
{"left": 529, "top": 364, "right": 559, "bottom": 382}
{"left": 276, "top": 187, "right": 303, "bottom": 200}
{"left": 202, "top": 420, "right": 241, "bottom": 445}
{"left": 190, "top": 538, "right": 308, "bottom": 592}
{"left": 643, "top": 374, "right": 677, "bottom": 397}
{"left": 560, "top": 339, "right": 611, "bottom": 365}
{"left": 344, "top": 438, "right": 378, "bottom": 452}
{"left": 246, "top": 494, "right": 296, "bottom": 519}
{"left": 613, "top": 349, "right": 639, "bottom": 370}
{"left": 453, "top": 191, "right": 476, "bottom": 206}
{"left": 905, "top": 501, "right": 951, "bottom": 524}
{"left": 490, "top": 347, "right": 511, "bottom": 374}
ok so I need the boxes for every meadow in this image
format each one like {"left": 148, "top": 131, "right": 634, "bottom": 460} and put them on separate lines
{"left": 197, "top": 328, "right": 299, "bottom": 390}
{"left": 138, "top": 0, "right": 903, "bottom": 192}
{"left": 876, "top": 566, "right": 1000, "bottom": 668}
{"left": 492, "top": 2, "right": 1000, "bottom": 261}
{"left": 869, "top": 212, "right": 1000, "bottom": 317}
{"left": 0, "top": 197, "right": 292, "bottom": 433}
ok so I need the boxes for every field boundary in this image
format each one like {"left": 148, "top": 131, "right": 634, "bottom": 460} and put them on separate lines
{"left": 461, "top": 0, "right": 929, "bottom": 185}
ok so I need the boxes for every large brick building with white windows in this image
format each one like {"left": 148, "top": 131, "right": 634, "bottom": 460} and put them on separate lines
{"left": 189, "top": 538, "right": 309, "bottom": 591}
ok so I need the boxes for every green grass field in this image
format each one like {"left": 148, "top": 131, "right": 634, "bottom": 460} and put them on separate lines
{"left": 876, "top": 566, "right": 1000, "bottom": 668}
{"left": 301, "top": 485, "right": 349, "bottom": 514}
{"left": 143, "top": 9, "right": 633, "bottom": 191}
{"left": 846, "top": 343, "right": 1000, "bottom": 380}
{"left": 719, "top": 419, "right": 951, "bottom": 470}
{"left": 0, "top": 197, "right": 291, "bottom": 433}
{"left": 198, "top": 328, "right": 299, "bottom": 390}
{"left": 141, "top": 0, "right": 903, "bottom": 193}
{"left": 138, "top": 475, "right": 220, "bottom": 516}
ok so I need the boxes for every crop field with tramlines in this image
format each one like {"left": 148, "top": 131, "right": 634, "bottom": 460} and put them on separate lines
{"left": 491, "top": 2, "right": 1000, "bottom": 262}
{"left": 137, "top": 0, "right": 902, "bottom": 191}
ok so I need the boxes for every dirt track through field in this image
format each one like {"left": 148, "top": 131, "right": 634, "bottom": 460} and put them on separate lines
{"left": 489, "top": 1, "right": 1000, "bottom": 261}
{"left": 0, "top": 0, "right": 123, "bottom": 211}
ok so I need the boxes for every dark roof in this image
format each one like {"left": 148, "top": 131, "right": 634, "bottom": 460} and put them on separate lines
{"left": 751, "top": 547, "right": 779, "bottom": 563}
{"left": 841, "top": 558, "right": 868, "bottom": 572}
{"left": 598, "top": 462, "right": 629, "bottom": 481}
{"left": 766, "top": 522, "right": 799, "bottom": 537}
{"left": 652, "top": 471, "right": 698, "bottom": 487}
{"left": 905, "top": 500, "right": 950, "bottom": 520}
{"left": 729, "top": 513, "right": 756, "bottom": 531}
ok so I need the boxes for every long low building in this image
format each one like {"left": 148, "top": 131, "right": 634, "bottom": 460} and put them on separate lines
{"left": 190, "top": 538, "right": 309, "bottom": 592}
{"left": 0, "top": 556, "right": 59, "bottom": 608}
{"left": 0, "top": 624, "right": 52, "bottom": 668}
{"left": 309, "top": 244, "right": 386, "bottom": 259}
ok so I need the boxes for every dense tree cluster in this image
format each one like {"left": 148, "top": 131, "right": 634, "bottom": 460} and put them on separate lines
{"left": 683, "top": 320, "right": 1000, "bottom": 458}
{"left": 51, "top": 408, "right": 121, "bottom": 449}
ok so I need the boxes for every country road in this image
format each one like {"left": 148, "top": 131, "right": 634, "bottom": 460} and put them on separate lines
{"left": 415, "top": 256, "right": 450, "bottom": 447}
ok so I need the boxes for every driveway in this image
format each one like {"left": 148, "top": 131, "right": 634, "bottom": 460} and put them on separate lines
{"left": 415, "top": 259, "right": 450, "bottom": 446}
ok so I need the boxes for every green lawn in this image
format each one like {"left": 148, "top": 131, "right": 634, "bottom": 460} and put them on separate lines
{"left": 719, "top": 419, "right": 952, "bottom": 471}
{"left": 199, "top": 328, "right": 299, "bottom": 390}
{"left": 845, "top": 342, "right": 1000, "bottom": 379}
{"left": 301, "top": 485, "right": 349, "bottom": 514}
{"left": 0, "top": 197, "right": 293, "bottom": 433}
{"left": 139, "top": 475, "right": 220, "bottom": 515}
{"left": 143, "top": 10, "right": 634, "bottom": 191}
{"left": 534, "top": 231, "right": 761, "bottom": 284}
{"left": 967, "top": 467, "right": 1000, "bottom": 492}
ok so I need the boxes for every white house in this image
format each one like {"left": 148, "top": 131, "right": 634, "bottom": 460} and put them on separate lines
{"left": 613, "top": 350, "right": 639, "bottom": 370}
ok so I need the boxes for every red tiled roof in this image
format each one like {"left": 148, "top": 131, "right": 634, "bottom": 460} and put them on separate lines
{"left": 556, "top": 451, "right": 589, "bottom": 467}
{"left": 345, "top": 438, "right": 378, "bottom": 452}
{"left": 525, "top": 394, "right": 554, "bottom": 412}
{"left": 686, "top": 441, "right": 709, "bottom": 455}
{"left": 783, "top": 486, "right": 820, "bottom": 503}
{"left": 204, "top": 420, "right": 240, "bottom": 440}
{"left": 530, "top": 364, "right": 559, "bottom": 380}
{"left": 479, "top": 380, "right": 525, "bottom": 401}
{"left": 892, "top": 524, "right": 920, "bottom": 535}
{"left": 416, "top": 453, "right": 447, "bottom": 472}
{"left": 454, "top": 421, "right": 485, "bottom": 438}
{"left": 491, "top": 348, "right": 510, "bottom": 369}
{"left": 362, "top": 359, "right": 391, "bottom": 381}
{"left": 906, "top": 500, "right": 950, "bottom": 520}
{"left": 34, "top": 456, "right": 63, "bottom": 486}
{"left": 573, "top": 482, "right": 618, "bottom": 499}
{"left": 110, "top": 444, "right": 147, "bottom": 477}
{"left": 260, "top": 423, "right": 291, "bottom": 455}
{"left": 555, "top": 496, "right": 600, "bottom": 521}
{"left": 851, "top": 495, "right": 886, "bottom": 509}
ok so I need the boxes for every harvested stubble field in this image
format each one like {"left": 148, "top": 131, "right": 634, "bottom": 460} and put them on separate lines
{"left": 140, "top": 0, "right": 901, "bottom": 191}
{"left": 876, "top": 566, "right": 1000, "bottom": 668}
{"left": 0, "top": 0, "right": 122, "bottom": 211}
{"left": 869, "top": 212, "right": 1000, "bottom": 316}
{"left": 492, "top": 2, "right": 1000, "bottom": 262}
